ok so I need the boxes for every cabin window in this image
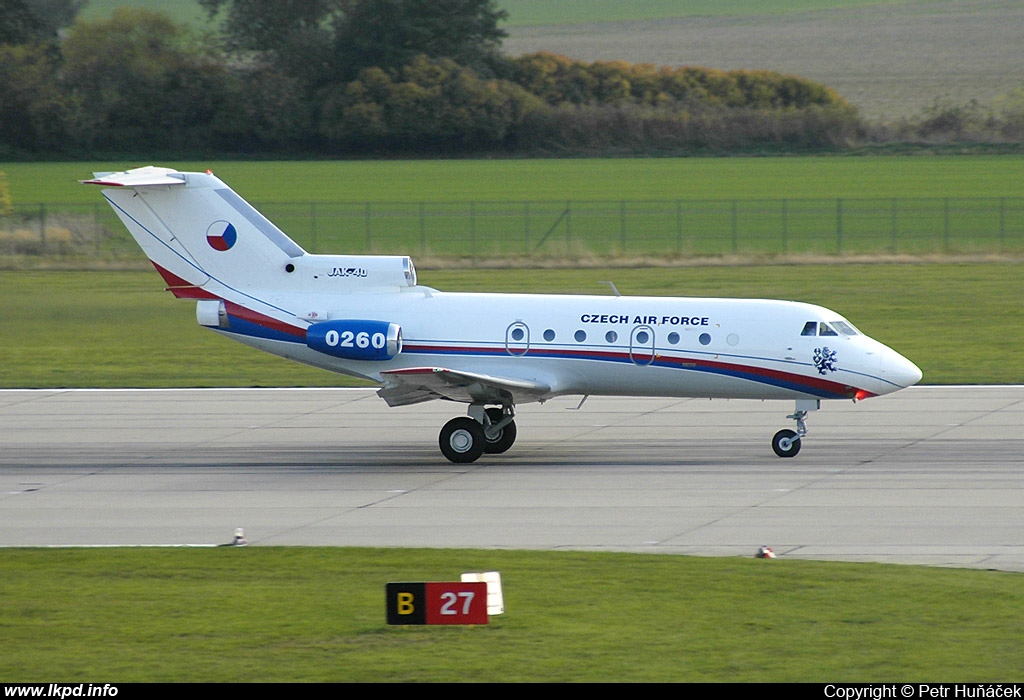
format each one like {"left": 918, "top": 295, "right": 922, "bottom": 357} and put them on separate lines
{"left": 667, "top": 332, "right": 680, "bottom": 344}
{"left": 699, "top": 333, "right": 711, "bottom": 346}
{"left": 574, "top": 330, "right": 587, "bottom": 343}
{"left": 543, "top": 329, "right": 556, "bottom": 342}
{"left": 635, "top": 330, "right": 650, "bottom": 344}
{"left": 510, "top": 327, "right": 525, "bottom": 341}
{"left": 801, "top": 321, "right": 817, "bottom": 336}
{"left": 605, "top": 330, "right": 617, "bottom": 343}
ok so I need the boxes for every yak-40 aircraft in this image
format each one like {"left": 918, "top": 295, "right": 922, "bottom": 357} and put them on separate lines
{"left": 85, "top": 167, "right": 922, "bottom": 463}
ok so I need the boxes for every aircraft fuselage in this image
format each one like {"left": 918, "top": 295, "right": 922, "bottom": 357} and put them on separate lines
{"left": 220, "top": 286, "right": 920, "bottom": 403}
{"left": 86, "top": 167, "right": 922, "bottom": 462}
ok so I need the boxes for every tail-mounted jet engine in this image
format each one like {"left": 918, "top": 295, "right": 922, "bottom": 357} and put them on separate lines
{"left": 306, "top": 320, "right": 402, "bottom": 361}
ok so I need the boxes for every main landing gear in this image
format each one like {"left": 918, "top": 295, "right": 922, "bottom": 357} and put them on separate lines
{"left": 439, "top": 404, "right": 516, "bottom": 463}
{"left": 771, "top": 399, "right": 820, "bottom": 458}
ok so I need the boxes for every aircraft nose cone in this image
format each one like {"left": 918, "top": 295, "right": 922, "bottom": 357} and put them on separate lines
{"left": 885, "top": 351, "right": 923, "bottom": 389}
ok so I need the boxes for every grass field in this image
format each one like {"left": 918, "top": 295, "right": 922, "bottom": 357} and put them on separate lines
{"left": 1, "top": 547, "right": 1020, "bottom": 682}
{"left": 6, "top": 157, "right": 1024, "bottom": 205}
{"left": 80, "top": 0, "right": 209, "bottom": 25}
{"left": 1, "top": 263, "right": 1021, "bottom": 388}
{"left": 81, "top": 0, "right": 919, "bottom": 27}
{"left": 5, "top": 158, "right": 1023, "bottom": 263}
{"left": 503, "top": 0, "right": 928, "bottom": 24}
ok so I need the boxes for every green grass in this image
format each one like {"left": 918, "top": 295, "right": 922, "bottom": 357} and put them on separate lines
{"left": 0, "top": 547, "right": 1020, "bottom": 682}
{"left": 1, "top": 264, "right": 1021, "bottom": 388}
{"left": 5, "top": 159, "right": 1022, "bottom": 261}
{"left": 79, "top": 0, "right": 210, "bottom": 25}
{"left": 79, "top": 1, "right": 928, "bottom": 28}
{"left": 502, "top": 0, "right": 923, "bottom": 25}
{"left": 6, "top": 156, "right": 1024, "bottom": 205}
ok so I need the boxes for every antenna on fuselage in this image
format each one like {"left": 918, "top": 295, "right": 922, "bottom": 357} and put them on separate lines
{"left": 600, "top": 281, "right": 621, "bottom": 297}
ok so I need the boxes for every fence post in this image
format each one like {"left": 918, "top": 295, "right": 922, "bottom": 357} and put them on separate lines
{"left": 731, "top": 199, "right": 738, "bottom": 254}
{"left": 999, "top": 197, "right": 1005, "bottom": 251}
{"left": 419, "top": 202, "right": 426, "bottom": 257}
{"left": 524, "top": 201, "right": 531, "bottom": 255}
{"left": 781, "top": 198, "right": 788, "bottom": 255}
{"left": 620, "top": 199, "right": 626, "bottom": 254}
{"left": 365, "top": 202, "right": 371, "bottom": 252}
{"left": 565, "top": 200, "right": 571, "bottom": 251}
{"left": 943, "top": 197, "right": 950, "bottom": 252}
{"left": 890, "top": 198, "right": 898, "bottom": 254}
{"left": 675, "top": 200, "right": 682, "bottom": 256}
{"left": 836, "top": 198, "right": 843, "bottom": 255}
{"left": 310, "top": 202, "right": 317, "bottom": 253}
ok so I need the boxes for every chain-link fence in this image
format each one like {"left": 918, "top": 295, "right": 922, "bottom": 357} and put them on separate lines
{"left": 5, "top": 197, "right": 1022, "bottom": 261}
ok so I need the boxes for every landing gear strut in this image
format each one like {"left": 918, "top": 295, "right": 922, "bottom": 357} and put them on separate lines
{"left": 771, "top": 399, "right": 819, "bottom": 458}
{"left": 482, "top": 406, "right": 517, "bottom": 454}
{"left": 438, "top": 404, "right": 517, "bottom": 463}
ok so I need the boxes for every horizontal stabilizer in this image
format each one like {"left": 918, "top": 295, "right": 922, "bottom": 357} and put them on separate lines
{"left": 81, "top": 166, "right": 187, "bottom": 187}
{"left": 379, "top": 367, "right": 551, "bottom": 407}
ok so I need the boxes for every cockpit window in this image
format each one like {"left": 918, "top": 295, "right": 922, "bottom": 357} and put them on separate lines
{"left": 803, "top": 320, "right": 859, "bottom": 336}
{"left": 832, "top": 321, "right": 859, "bottom": 336}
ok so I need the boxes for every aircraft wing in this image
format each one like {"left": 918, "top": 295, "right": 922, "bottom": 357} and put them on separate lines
{"left": 378, "top": 367, "right": 551, "bottom": 407}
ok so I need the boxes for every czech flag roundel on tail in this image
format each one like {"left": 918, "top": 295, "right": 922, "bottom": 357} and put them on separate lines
{"left": 206, "top": 221, "right": 237, "bottom": 251}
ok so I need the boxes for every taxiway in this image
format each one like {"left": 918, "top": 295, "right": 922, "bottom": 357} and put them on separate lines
{"left": 1, "top": 386, "right": 1021, "bottom": 571}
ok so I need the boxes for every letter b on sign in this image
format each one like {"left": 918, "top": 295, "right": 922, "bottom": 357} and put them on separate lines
{"left": 387, "top": 583, "right": 426, "bottom": 625}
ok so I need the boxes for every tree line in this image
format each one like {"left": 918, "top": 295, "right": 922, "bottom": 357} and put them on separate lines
{"left": 1, "top": 0, "right": 1021, "bottom": 159}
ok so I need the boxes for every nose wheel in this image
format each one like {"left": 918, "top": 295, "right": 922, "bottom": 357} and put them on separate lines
{"left": 772, "top": 429, "right": 801, "bottom": 457}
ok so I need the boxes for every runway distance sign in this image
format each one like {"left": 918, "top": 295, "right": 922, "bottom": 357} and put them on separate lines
{"left": 386, "top": 581, "right": 489, "bottom": 625}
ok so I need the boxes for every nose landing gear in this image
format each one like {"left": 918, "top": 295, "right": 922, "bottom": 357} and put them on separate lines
{"left": 772, "top": 399, "right": 819, "bottom": 458}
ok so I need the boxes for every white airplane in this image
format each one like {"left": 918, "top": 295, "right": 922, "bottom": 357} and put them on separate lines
{"left": 84, "top": 166, "right": 922, "bottom": 463}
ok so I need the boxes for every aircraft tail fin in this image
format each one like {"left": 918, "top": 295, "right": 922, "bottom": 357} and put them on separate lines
{"left": 84, "top": 167, "right": 305, "bottom": 298}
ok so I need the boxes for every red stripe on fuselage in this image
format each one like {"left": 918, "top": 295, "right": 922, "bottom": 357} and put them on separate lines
{"left": 404, "top": 342, "right": 871, "bottom": 399}
{"left": 223, "top": 301, "right": 306, "bottom": 339}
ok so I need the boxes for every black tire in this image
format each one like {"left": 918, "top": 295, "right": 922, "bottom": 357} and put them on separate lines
{"left": 772, "top": 429, "right": 801, "bottom": 458}
{"left": 439, "top": 417, "right": 485, "bottom": 463}
{"left": 483, "top": 407, "right": 517, "bottom": 454}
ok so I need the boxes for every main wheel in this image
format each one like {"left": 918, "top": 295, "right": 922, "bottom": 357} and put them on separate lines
{"left": 439, "top": 417, "right": 486, "bottom": 463}
{"left": 483, "top": 407, "right": 517, "bottom": 454}
{"left": 772, "top": 429, "right": 801, "bottom": 458}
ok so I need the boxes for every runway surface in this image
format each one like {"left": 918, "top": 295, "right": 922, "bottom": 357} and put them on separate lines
{"left": 1, "top": 386, "right": 1021, "bottom": 571}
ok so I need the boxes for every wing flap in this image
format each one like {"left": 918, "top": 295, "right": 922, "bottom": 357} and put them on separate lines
{"left": 378, "top": 367, "right": 551, "bottom": 407}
